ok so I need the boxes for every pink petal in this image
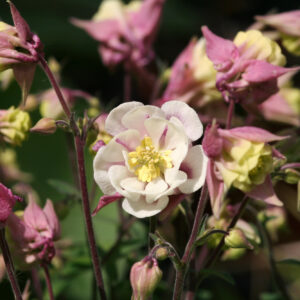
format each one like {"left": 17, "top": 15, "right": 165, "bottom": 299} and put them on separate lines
{"left": 43, "top": 199, "right": 60, "bottom": 240}
{"left": 9, "top": 2, "right": 33, "bottom": 43}
{"left": 242, "top": 61, "right": 298, "bottom": 83}
{"left": 201, "top": 26, "right": 239, "bottom": 71}
{"left": 247, "top": 176, "right": 283, "bottom": 206}
{"left": 219, "top": 126, "right": 287, "bottom": 143}
{"left": 0, "top": 183, "right": 16, "bottom": 224}
{"left": 92, "top": 193, "right": 123, "bottom": 216}
{"left": 202, "top": 123, "right": 223, "bottom": 158}
{"left": 13, "top": 63, "right": 36, "bottom": 104}
{"left": 24, "top": 200, "right": 49, "bottom": 232}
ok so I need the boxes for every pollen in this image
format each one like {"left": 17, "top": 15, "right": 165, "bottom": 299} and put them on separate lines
{"left": 128, "top": 136, "right": 173, "bottom": 182}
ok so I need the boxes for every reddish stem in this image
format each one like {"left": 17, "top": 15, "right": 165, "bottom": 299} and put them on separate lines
{"left": 0, "top": 228, "right": 22, "bottom": 300}
{"left": 42, "top": 264, "right": 55, "bottom": 300}
{"left": 75, "top": 136, "right": 107, "bottom": 300}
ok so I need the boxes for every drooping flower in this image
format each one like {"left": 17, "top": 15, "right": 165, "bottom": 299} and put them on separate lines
{"left": 160, "top": 38, "right": 221, "bottom": 108}
{"left": 0, "top": 2, "right": 44, "bottom": 102}
{"left": 203, "top": 123, "right": 285, "bottom": 217}
{"left": 6, "top": 199, "right": 60, "bottom": 266}
{"left": 0, "top": 182, "right": 21, "bottom": 227}
{"left": 202, "top": 26, "right": 297, "bottom": 110}
{"left": 0, "top": 106, "right": 31, "bottom": 146}
{"left": 72, "top": 0, "right": 164, "bottom": 70}
{"left": 130, "top": 256, "right": 162, "bottom": 300}
{"left": 256, "top": 11, "right": 300, "bottom": 56}
{"left": 93, "top": 101, "right": 207, "bottom": 218}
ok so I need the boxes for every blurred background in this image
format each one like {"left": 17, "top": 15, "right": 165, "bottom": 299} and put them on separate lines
{"left": 0, "top": 0, "right": 299, "bottom": 299}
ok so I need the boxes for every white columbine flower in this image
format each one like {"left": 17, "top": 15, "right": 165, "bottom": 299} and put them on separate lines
{"left": 93, "top": 101, "right": 208, "bottom": 218}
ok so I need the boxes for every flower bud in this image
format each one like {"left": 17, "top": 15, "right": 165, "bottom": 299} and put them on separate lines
{"left": 155, "top": 247, "right": 168, "bottom": 261}
{"left": 284, "top": 168, "right": 300, "bottom": 185}
{"left": 225, "top": 228, "right": 254, "bottom": 250}
{"left": 130, "top": 257, "right": 162, "bottom": 300}
{"left": 221, "top": 248, "right": 246, "bottom": 261}
{"left": 30, "top": 118, "right": 57, "bottom": 135}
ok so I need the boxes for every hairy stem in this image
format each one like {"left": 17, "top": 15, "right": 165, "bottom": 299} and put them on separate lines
{"left": 172, "top": 184, "right": 208, "bottom": 300}
{"left": 42, "top": 264, "right": 55, "bottom": 300}
{"left": 0, "top": 228, "right": 22, "bottom": 300}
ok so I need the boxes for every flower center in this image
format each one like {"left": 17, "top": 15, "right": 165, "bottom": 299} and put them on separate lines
{"left": 128, "top": 136, "right": 172, "bottom": 183}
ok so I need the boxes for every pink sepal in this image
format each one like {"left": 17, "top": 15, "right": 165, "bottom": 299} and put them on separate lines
{"left": 247, "top": 176, "right": 283, "bottom": 206}
{"left": 92, "top": 193, "right": 123, "bottom": 217}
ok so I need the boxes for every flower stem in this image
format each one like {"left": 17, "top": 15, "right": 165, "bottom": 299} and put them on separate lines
{"left": 149, "top": 215, "right": 157, "bottom": 250}
{"left": 203, "top": 196, "right": 249, "bottom": 270}
{"left": 226, "top": 98, "right": 235, "bottom": 129}
{"left": 39, "top": 56, "right": 107, "bottom": 300}
{"left": 74, "top": 136, "right": 107, "bottom": 300}
{"left": 42, "top": 264, "right": 55, "bottom": 300}
{"left": 0, "top": 228, "right": 22, "bottom": 300}
{"left": 172, "top": 184, "right": 208, "bottom": 300}
{"left": 38, "top": 54, "right": 71, "bottom": 119}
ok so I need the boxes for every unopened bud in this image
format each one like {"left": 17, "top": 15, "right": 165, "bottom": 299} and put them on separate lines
{"left": 130, "top": 257, "right": 162, "bottom": 300}
{"left": 221, "top": 248, "right": 246, "bottom": 261}
{"left": 225, "top": 228, "right": 254, "bottom": 250}
{"left": 30, "top": 118, "right": 57, "bottom": 134}
{"left": 284, "top": 168, "right": 300, "bottom": 185}
{"left": 155, "top": 247, "right": 168, "bottom": 261}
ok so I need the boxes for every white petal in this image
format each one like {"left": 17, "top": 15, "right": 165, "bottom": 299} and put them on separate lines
{"left": 144, "top": 177, "right": 168, "bottom": 203}
{"left": 179, "top": 145, "right": 208, "bottom": 194}
{"left": 108, "top": 165, "right": 141, "bottom": 201}
{"left": 113, "top": 129, "right": 141, "bottom": 152}
{"left": 122, "top": 105, "right": 165, "bottom": 136}
{"left": 144, "top": 117, "right": 168, "bottom": 148}
{"left": 120, "top": 177, "right": 146, "bottom": 198}
{"left": 105, "top": 102, "right": 143, "bottom": 136}
{"left": 161, "top": 101, "right": 203, "bottom": 141}
{"left": 122, "top": 196, "right": 169, "bottom": 218}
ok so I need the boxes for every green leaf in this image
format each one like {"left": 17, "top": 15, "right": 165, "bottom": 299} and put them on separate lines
{"left": 277, "top": 259, "right": 300, "bottom": 266}
{"left": 199, "top": 269, "right": 235, "bottom": 285}
{"left": 259, "top": 292, "right": 282, "bottom": 300}
{"left": 47, "top": 179, "right": 80, "bottom": 197}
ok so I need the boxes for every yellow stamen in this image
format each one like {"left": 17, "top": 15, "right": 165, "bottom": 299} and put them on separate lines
{"left": 128, "top": 136, "right": 172, "bottom": 182}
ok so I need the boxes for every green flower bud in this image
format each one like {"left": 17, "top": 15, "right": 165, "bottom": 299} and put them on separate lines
{"left": 155, "top": 247, "right": 169, "bottom": 261}
{"left": 225, "top": 228, "right": 254, "bottom": 250}
{"left": 0, "top": 106, "right": 31, "bottom": 146}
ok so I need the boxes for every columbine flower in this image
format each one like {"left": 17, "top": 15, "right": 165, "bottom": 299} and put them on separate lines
{"left": 7, "top": 199, "right": 60, "bottom": 266}
{"left": 203, "top": 123, "right": 285, "bottom": 217}
{"left": 72, "top": 0, "right": 164, "bottom": 69}
{"left": 0, "top": 106, "right": 31, "bottom": 146}
{"left": 202, "top": 26, "right": 297, "bottom": 110}
{"left": 256, "top": 11, "right": 300, "bottom": 56}
{"left": 0, "top": 182, "right": 21, "bottom": 227}
{"left": 160, "top": 38, "right": 221, "bottom": 108}
{"left": 93, "top": 101, "right": 207, "bottom": 218}
{"left": 130, "top": 256, "right": 162, "bottom": 300}
{"left": 0, "top": 2, "right": 44, "bottom": 102}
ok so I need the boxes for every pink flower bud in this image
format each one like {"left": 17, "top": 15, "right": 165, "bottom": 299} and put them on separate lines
{"left": 30, "top": 118, "right": 57, "bottom": 135}
{"left": 130, "top": 257, "right": 162, "bottom": 300}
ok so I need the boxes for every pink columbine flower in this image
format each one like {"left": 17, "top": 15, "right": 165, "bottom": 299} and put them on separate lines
{"left": 71, "top": 0, "right": 164, "bottom": 70}
{"left": 203, "top": 123, "right": 285, "bottom": 217}
{"left": 0, "top": 182, "right": 21, "bottom": 227}
{"left": 201, "top": 26, "right": 297, "bottom": 110}
{"left": 93, "top": 101, "right": 208, "bottom": 218}
{"left": 159, "top": 38, "right": 221, "bottom": 108}
{"left": 7, "top": 199, "right": 60, "bottom": 265}
{"left": 0, "top": 2, "right": 43, "bottom": 102}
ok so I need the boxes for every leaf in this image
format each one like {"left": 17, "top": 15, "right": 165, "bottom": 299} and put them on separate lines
{"left": 259, "top": 292, "right": 282, "bottom": 300}
{"left": 47, "top": 179, "right": 80, "bottom": 197}
{"left": 277, "top": 259, "right": 300, "bottom": 267}
{"left": 199, "top": 269, "right": 235, "bottom": 285}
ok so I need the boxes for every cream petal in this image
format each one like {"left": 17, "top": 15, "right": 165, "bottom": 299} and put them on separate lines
{"left": 105, "top": 101, "right": 143, "bottom": 135}
{"left": 108, "top": 165, "right": 141, "bottom": 201}
{"left": 122, "top": 196, "right": 169, "bottom": 218}
{"left": 122, "top": 105, "right": 165, "bottom": 136}
{"left": 120, "top": 177, "right": 146, "bottom": 196}
{"left": 144, "top": 177, "right": 168, "bottom": 203}
{"left": 179, "top": 145, "right": 208, "bottom": 194}
{"left": 113, "top": 129, "right": 141, "bottom": 152}
{"left": 161, "top": 101, "right": 203, "bottom": 141}
{"left": 144, "top": 117, "right": 168, "bottom": 148}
